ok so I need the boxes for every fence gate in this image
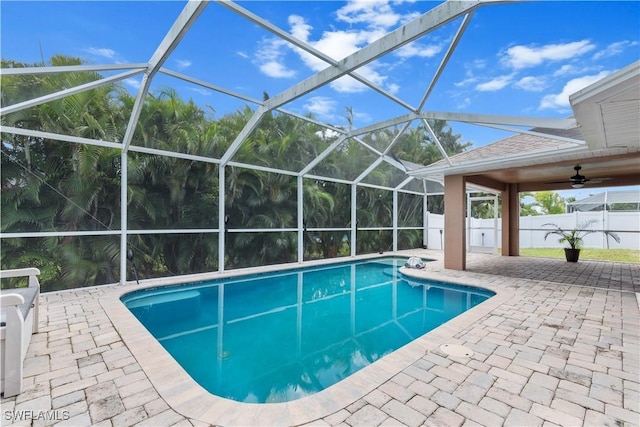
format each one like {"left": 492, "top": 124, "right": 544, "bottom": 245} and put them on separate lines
{"left": 467, "top": 194, "right": 499, "bottom": 254}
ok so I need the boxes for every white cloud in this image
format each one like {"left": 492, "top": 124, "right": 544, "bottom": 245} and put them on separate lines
{"left": 455, "top": 60, "right": 486, "bottom": 87}
{"left": 539, "top": 71, "right": 610, "bottom": 111}
{"left": 396, "top": 41, "right": 443, "bottom": 59}
{"left": 386, "top": 82, "right": 400, "bottom": 94}
{"left": 86, "top": 47, "right": 116, "bottom": 59}
{"left": 514, "top": 76, "right": 547, "bottom": 92}
{"left": 255, "top": 38, "right": 296, "bottom": 78}
{"left": 251, "top": 2, "right": 424, "bottom": 93}
{"left": 124, "top": 78, "right": 140, "bottom": 90}
{"left": 287, "top": 15, "right": 392, "bottom": 93}
{"left": 175, "top": 59, "right": 191, "bottom": 70}
{"left": 189, "top": 87, "right": 211, "bottom": 96}
{"left": 236, "top": 51, "right": 249, "bottom": 59}
{"left": 501, "top": 40, "right": 595, "bottom": 70}
{"left": 289, "top": 15, "right": 366, "bottom": 67}
{"left": 454, "top": 76, "right": 477, "bottom": 87}
{"left": 352, "top": 109, "right": 372, "bottom": 125}
{"left": 475, "top": 75, "right": 512, "bottom": 92}
{"left": 553, "top": 64, "right": 582, "bottom": 77}
{"left": 456, "top": 97, "right": 471, "bottom": 109}
{"left": 289, "top": 14, "right": 312, "bottom": 41}
{"left": 331, "top": 64, "right": 392, "bottom": 93}
{"left": 303, "top": 96, "right": 338, "bottom": 120}
{"left": 260, "top": 61, "right": 296, "bottom": 79}
{"left": 335, "top": 0, "right": 402, "bottom": 30}
{"left": 593, "top": 40, "right": 639, "bottom": 60}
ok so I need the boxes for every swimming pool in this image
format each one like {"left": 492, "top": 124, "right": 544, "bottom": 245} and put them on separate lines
{"left": 121, "top": 257, "right": 494, "bottom": 404}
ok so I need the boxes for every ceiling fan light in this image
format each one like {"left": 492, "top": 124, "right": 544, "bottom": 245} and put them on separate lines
{"left": 571, "top": 183, "right": 584, "bottom": 189}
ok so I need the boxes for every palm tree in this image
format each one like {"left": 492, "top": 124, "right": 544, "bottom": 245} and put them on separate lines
{"left": 2, "top": 56, "right": 124, "bottom": 290}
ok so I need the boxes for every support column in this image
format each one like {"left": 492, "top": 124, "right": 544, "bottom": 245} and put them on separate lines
{"left": 218, "top": 166, "right": 226, "bottom": 272}
{"left": 501, "top": 183, "right": 520, "bottom": 256}
{"left": 120, "top": 151, "right": 128, "bottom": 285}
{"left": 444, "top": 175, "right": 466, "bottom": 270}
{"left": 297, "top": 175, "right": 304, "bottom": 263}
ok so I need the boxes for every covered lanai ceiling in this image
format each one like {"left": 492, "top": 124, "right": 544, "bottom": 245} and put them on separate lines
{"left": 1, "top": 1, "right": 639, "bottom": 193}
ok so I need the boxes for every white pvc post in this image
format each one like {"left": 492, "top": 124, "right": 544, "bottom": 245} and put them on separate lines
{"left": 218, "top": 166, "right": 226, "bottom": 272}
{"left": 297, "top": 175, "right": 304, "bottom": 263}
{"left": 120, "top": 151, "right": 128, "bottom": 285}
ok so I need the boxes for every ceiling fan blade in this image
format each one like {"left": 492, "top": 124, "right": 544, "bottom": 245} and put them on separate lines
{"left": 586, "top": 177, "right": 612, "bottom": 184}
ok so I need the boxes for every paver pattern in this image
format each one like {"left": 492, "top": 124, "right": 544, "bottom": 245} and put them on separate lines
{"left": 2, "top": 251, "right": 639, "bottom": 426}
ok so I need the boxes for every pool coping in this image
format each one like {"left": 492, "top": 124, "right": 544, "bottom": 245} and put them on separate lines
{"left": 100, "top": 257, "right": 514, "bottom": 426}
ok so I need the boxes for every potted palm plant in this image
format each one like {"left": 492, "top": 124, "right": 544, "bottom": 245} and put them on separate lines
{"left": 543, "top": 219, "right": 620, "bottom": 262}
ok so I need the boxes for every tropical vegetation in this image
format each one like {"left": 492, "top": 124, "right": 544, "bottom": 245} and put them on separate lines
{"left": 1, "top": 56, "right": 472, "bottom": 291}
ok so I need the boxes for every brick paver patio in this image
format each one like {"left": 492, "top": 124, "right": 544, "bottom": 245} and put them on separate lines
{"left": 2, "top": 251, "right": 639, "bottom": 426}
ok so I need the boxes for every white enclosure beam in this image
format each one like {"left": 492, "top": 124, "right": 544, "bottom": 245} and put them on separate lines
{"left": 0, "top": 230, "right": 121, "bottom": 239}
{"left": 354, "top": 157, "right": 384, "bottom": 184}
{"left": 219, "top": 106, "right": 267, "bottom": 165}
{"left": 161, "top": 68, "right": 261, "bottom": 105}
{"left": 0, "top": 63, "right": 148, "bottom": 76}
{"left": 263, "top": 1, "right": 481, "bottom": 111}
{"left": 299, "top": 135, "right": 348, "bottom": 175}
{"left": 422, "top": 118, "right": 452, "bottom": 166}
{"left": 472, "top": 123, "right": 586, "bottom": 145}
{"left": 147, "top": 2, "right": 208, "bottom": 77}
{"left": 0, "top": 125, "right": 224, "bottom": 167}
{"left": 161, "top": 68, "right": 347, "bottom": 136}
{"left": 423, "top": 184, "right": 429, "bottom": 248}
{"left": 120, "top": 151, "right": 128, "bottom": 285}
{"left": 129, "top": 229, "right": 219, "bottom": 235}
{"left": 218, "top": 165, "right": 226, "bottom": 272}
{"left": 304, "top": 174, "right": 354, "bottom": 186}
{"left": 217, "top": 1, "right": 416, "bottom": 113}
{"left": 352, "top": 120, "right": 412, "bottom": 185}
{"left": 297, "top": 176, "right": 304, "bottom": 263}
{"left": 216, "top": 0, "right": 479, "bottom": 173}
{"left": 349, "top": 114, "right": 417, "bottom": 137}
{"left": 130, "top": 146, "right": 220, "bottom": 165}
{"left": 351, "top": 184, "right": 357, "bottom": 257}
{"left": 121, "top": 73, "right": 151, "bottom": 153}
{"left": 417, "top": 12, "right": 475, "bottom": 111}
{"left": 1, "top": 69, "right": 142, "bottom": 115}
{"left": 396, "top": 176, "right": 416, "bottom": 191}
{"left": 393, "top": 190, "right": 398, "bottom": 252}
{"left": 0, "top": 126, "right": 123, "bottom": 150}
{"left": 353, "top": 137, "right": 383, "bottom": 157}
{"left": 227, "top": 161, "right": 299, "bottom": 177}
{"left": 121, "top": 1, "right": 208, "bottom": 152}
{"left": 418, "top": 111, "right": 577, "bottom": 129}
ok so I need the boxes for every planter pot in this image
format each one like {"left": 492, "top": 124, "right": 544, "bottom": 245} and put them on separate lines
{"left": 564, "top": 248, "right": 580, "bottom": 262}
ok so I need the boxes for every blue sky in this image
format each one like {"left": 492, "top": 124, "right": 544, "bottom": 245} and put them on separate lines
{"left": 2, "top": 0, "right": 639, "bottom": 199}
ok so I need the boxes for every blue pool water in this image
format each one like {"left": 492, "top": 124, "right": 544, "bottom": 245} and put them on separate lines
{"left": 122, "top": 257, "right": 494, "bottom": 403}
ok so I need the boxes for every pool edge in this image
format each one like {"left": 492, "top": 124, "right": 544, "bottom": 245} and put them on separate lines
{"left": 100, "top": 261, "right": 513, "bottom": 426}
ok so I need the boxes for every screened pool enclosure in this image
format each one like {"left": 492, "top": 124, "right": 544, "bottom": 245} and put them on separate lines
{"left": 2, "top": 1, "right": 620, "bottom": 291}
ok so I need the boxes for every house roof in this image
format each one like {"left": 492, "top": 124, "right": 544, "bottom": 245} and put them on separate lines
{"left": 567, "top": 190, "right": 640, "bottom": 211}
{"left": 424, "top": 126, "right": 584, "bottom": 169}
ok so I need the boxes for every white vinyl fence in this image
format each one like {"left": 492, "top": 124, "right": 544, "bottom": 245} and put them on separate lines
{"left": 425, "top": 211, "right": 640, "bottom": 251}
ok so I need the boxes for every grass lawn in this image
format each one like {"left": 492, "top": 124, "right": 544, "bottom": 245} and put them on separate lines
{"left": 519, "top": 248, "right": 640, "bottom": 263}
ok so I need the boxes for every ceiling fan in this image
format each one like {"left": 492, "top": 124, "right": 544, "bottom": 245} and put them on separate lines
{"left": 550, "top": 165, "right": 610, "bottom": 189}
